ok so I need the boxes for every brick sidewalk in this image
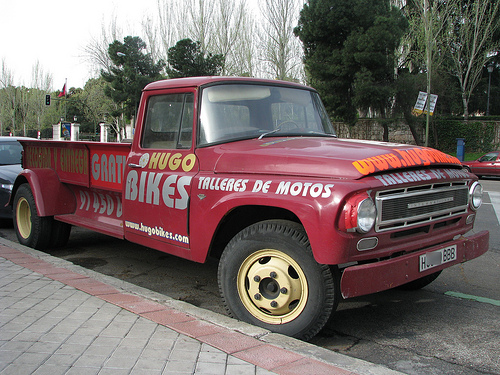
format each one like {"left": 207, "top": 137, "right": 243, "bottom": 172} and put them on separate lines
{"left": 0, "top": 240, "right": 403, "bottom": 375}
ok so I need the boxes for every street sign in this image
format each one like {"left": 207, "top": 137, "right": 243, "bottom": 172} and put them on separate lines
{"left": 413, "top": 91, "right": 438, "bottom": 116}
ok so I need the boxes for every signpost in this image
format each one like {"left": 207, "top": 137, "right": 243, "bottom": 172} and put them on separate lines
{"left": 413, "top": 91, "right": 438, "bottom": 147}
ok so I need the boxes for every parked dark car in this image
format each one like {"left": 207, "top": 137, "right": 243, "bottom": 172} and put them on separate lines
{"left": 0, "top": 137, "right": 30, "bottom": 221}
{"left": 462, "top": 151, "right": 500, "bottom": 178}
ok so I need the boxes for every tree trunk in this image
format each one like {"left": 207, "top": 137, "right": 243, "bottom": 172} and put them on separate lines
{"left": 462, "top": 95, "right": 469, "bottom": 121}
{"left": 382, "top": 123, "right": 389, "bottom": 142}
{"left": 403, "top": 110, "right": 422, "bottom": 146}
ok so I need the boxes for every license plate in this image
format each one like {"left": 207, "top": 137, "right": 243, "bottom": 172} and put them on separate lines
{"left": 419, "top": 245, "right": 457, "bottom": 272}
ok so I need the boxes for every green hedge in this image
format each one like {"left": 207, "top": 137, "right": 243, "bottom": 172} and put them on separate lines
{"left": 429, "top": 119, "right": 497, "bottom": 154}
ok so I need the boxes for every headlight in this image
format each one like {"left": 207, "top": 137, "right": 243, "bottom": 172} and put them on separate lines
{"left": 470, "top": 181, "right": 483, "bottom": 210}
{"left": 357, "top": 198, "right": 376, "bottom": 233}
{"left": 0, "top": 183, "right": 13, "bottom": 192}
{"left": 344, "top": 193, "right": 377, "bottom": 233}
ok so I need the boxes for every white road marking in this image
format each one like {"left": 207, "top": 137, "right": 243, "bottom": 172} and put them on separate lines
{"left": 485, "top": 191, "right": 500, "bottom": 225}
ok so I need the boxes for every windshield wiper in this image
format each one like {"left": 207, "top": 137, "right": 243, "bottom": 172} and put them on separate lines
{"left": 258, "top": 129, "right": 337, "bottom": 140}
{"left": 258, "top": 126, "right": 339, "bottom": 140}
{"left": 258, "top": 128, "right": 282, "bottom": 140}
{"left": 306, "top": 131, "right": 337, "bottom": 137}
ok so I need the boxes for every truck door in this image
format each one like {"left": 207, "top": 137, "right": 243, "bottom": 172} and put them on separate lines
{"left": 123, "top": 91, "right": 198, "bottom": 252}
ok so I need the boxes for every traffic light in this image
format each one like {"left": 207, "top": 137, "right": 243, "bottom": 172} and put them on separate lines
{"left": 45, "top": 94, "right": 51, "bottom": 106}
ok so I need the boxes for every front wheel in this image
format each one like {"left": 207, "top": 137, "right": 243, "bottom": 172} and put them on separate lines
{"left": 13, "top": 183, "right": 52, "bottom": 250}
{"left": 218, "top": 220, "right": 339, "bottom": 340}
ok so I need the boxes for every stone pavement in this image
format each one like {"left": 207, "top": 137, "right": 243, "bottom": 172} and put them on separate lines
{"left": 0, "top": 237, "right": 404, "bottom": 375}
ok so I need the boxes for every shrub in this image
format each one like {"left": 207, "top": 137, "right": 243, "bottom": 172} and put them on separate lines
{"left": 429, "top": 119, "right": 496, "bottom": 153}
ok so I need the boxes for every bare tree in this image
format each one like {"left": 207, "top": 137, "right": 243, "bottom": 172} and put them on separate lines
{"left": 157, "top": 0, "right": 183, "bottom": 54}
{"left": 30, "top": 61, "right": 53, "bottom": 92}
{"left": 212, "top": 0, "right": 248, "bottom": 75}
{"left": 30, "top": 61, "right": 53, "bottom": 134}
{"left": 83, "top": 15, "right": 123, "bottom": 76}
{"left": 232, "top": 12, "right": 259, "bottom": 77}
{"left": 184, "top": 0, "right": 215, "bottom": 54}
{"left": 142, "top": 15, "right": 164, "bottom": 67}
{"left": 84, "top": 0, "right": 306, "bottom": 84}
{"left": 157, "top": 0, "right": 258, "bottom": 77}
{"left": 17, "top": 86, "right": 31, "bottom": 136}
{"left": 258, "top": 0, "right": 303, "bottom": 81}
{"left": 447, "top": 0, "right": 500, "bottom": 120}
{"left": 157, "top": 0, "right": 214, "bottom": 71}
{"left": 403, "top": 0, "right": 458, "bottom": 145}
{"left": 0, "top": 59, "right": 16, "bottom": 135}
{"left": 0, "top": 59, "right": 14, "bottom": 89}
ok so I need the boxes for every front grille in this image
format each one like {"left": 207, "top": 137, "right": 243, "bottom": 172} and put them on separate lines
{"left": 375, "top": 182, "right": 469, "bottom": 232}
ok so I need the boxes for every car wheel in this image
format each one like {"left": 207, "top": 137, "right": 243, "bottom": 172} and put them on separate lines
{"left": 218, "top": 220, "right": 339, "bottom": 340}
{"left": 50, "top": 220, "right": 72, "bottom": 248}
{"left": 13, "top": 183, "right": 52, "bottom": 250}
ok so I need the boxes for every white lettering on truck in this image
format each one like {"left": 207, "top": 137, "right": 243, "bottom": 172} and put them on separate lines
{"left": 275, "top": 181, "right": 334, "bottom": 198}
{"left": 197, "top": 177, "right": 335, "bottom": 198}
{"left": 91, "top": 153, "right": 126, "bottom": 183}
{"left": 125, "top": 170, "right": 191, "bottom": 210}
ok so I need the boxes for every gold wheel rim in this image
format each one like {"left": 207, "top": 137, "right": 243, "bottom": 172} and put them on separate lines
{"left": 16, "top": 197, "right": 32, "bottom": 240}
{"left": 237, "top": 249, "right": 308, "bottom": 325}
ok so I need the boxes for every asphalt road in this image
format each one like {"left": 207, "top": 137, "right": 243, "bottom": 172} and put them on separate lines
{"left": 1, "top": 179, "right": 499, "bottom": 375}
{"left": 312, "top": 177, "right": 500, "bottom": 375}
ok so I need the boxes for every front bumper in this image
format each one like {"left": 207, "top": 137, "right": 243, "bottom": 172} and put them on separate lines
{"left": 340, "top": 230, "right": 489, "bottom": 298}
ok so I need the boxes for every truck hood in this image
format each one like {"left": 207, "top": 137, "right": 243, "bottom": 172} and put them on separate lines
{"left": 212, "top": 137, "right": 461, "bottom": 179}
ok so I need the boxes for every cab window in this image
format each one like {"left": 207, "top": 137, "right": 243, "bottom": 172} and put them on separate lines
{"left": 142, "top": 93, "right": 194, "bottom": 149}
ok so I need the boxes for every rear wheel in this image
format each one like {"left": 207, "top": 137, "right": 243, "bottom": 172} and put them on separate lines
{"left": 50, "top": 220, "right": 72, "bottom": 248}
{"left": 218, "top": 220, "right": 339, "bottom": 340}
{"left": 14, "top": 183, "right": 52, "bottom": 250}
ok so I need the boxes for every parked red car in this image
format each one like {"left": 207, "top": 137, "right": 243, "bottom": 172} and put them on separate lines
{"left": 462, "top": 151, "right": 500, "bottom": 177}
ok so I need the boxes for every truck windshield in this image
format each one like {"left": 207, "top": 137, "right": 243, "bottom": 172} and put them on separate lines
{"left": 198, "top": 84, "right": 335, "bottom": 146}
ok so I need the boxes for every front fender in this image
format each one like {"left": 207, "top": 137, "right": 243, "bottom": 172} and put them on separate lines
{"left": 12, "top": 169, "right": 76, "bottom": 217}
{"left": 189, "top": 190, "right": 342, "bottom": 264}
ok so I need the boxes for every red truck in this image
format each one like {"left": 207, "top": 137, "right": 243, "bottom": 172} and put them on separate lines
{"left": 11, "top": 77, "right": 488, "bottom": 340}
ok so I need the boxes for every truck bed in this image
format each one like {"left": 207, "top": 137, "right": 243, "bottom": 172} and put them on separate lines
{"left": 21, "top": 140, "right": 132, "bottom": 237}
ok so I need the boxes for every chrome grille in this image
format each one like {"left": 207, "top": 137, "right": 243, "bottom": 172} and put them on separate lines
{"left": 375, "top": 182, "right": 469, "bottom": 232}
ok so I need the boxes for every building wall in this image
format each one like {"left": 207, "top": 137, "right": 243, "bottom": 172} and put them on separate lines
{"left": 334, "top": 119, "right": 500, "bottom": 148}
{"left": 333, "top": 119, "right": 424, "bottom": 145}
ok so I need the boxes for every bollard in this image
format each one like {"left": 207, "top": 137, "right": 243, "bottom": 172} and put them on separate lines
{"left": 456, "top": 138, "right": 465, "bottom": 162}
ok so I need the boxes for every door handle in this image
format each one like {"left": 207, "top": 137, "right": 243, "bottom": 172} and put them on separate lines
{"left": 128, "top": 163, "right": 142, "bottom": 168}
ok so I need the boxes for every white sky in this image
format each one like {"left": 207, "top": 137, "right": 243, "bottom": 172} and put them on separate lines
{"left": 0, "top": 0, "right": 159, "bottom": 90}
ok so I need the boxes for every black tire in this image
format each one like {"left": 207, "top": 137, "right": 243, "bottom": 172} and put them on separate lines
{"left": 218, "top": 220, "right": 339, "bottom": 341}
{"left": 13, "top": 183, "right": 52, "bottom": 250}
{"left": 50, "top": 220, "right": 72, "bottom": 248}
{"left": 397, "top": 270, "right": 442, "bottom": 291}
